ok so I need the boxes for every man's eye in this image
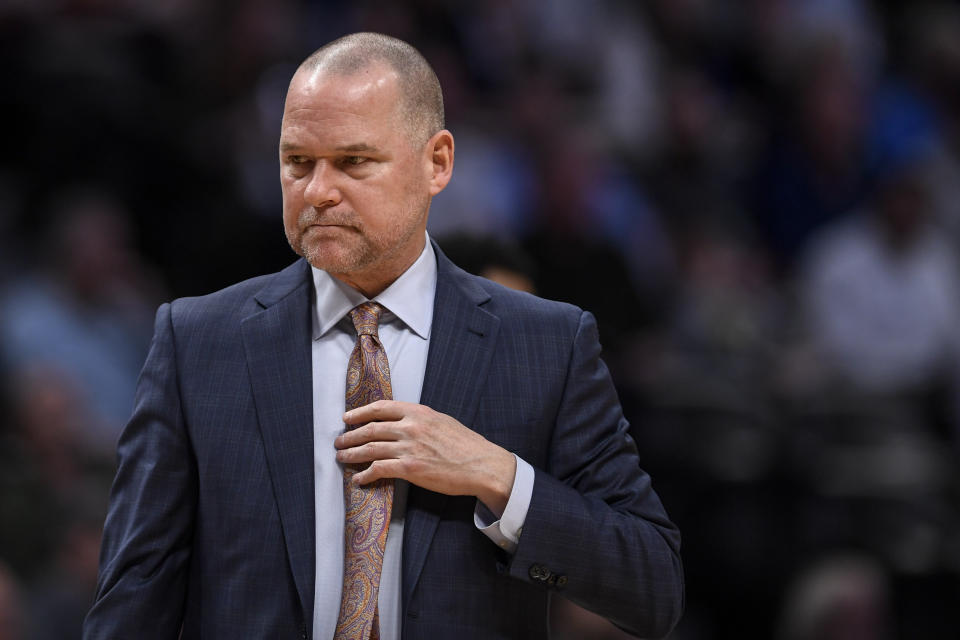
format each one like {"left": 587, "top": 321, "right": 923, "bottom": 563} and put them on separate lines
{"left": 344, "top": 156, "right": 366, "bottom": 166}
{"left": 289, "top": 155, "right": 310, "bottom": 164}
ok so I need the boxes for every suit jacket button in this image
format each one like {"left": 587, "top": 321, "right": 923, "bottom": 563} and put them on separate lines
{"left": 556, "top": 575, "right": 568, "bottom": 588}
{"left": 529, "top": 564, "right": 549, "bottom": 581}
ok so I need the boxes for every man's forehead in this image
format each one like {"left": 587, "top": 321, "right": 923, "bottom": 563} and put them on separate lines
{"left": 287, "top": 61, "right": 401, "bottom": 108}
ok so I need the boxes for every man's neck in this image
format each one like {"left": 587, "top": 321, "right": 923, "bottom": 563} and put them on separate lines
{"left": 328, "top": 235, "right": 428, "bottom": 298}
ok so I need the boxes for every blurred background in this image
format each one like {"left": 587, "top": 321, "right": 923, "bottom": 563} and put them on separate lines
{"left": 1, "top": 0, "right": 959, "bottom": 638}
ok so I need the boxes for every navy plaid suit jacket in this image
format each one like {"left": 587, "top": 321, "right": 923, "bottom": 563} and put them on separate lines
{"left": 84, "top": 242, "right": 683, "bottom": 639}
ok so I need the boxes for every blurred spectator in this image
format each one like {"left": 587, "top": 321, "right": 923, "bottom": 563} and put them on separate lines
{"left": 777, "top": 553, "right": 893, "bottom": 640}
{"left": 522, "top": 128, "right": 675, "bottom": 359}
{"left": 796, "top": 156, "right": 960, "bottom": 409}
{"left": 654, "top": 222, "right": 782, "bottom": 399}
{"left": 645, "top": 64, "right": 758, "bottom": 239}
{"left": 0, "top": 188, "right": 161, "bottom": 452}
{"left": 591, "top": 1, "right": 664, "bottom": 155}
{"left": 0, "top": 362, "right": 111, "bottom": 639}
{"left": 753, "top": 39, "right": 874, "bottom": 272}
{"left": 0, "top": 364, "right": 112, "bottom": 583}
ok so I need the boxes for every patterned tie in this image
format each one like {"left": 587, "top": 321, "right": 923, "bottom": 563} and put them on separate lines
{"left": 335, "top": 302, "right": 394, "bottom": 640}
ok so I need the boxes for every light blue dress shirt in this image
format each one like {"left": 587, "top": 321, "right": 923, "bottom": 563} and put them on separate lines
{"left": 310, "top": 236, "right": 534, "bottom": 640}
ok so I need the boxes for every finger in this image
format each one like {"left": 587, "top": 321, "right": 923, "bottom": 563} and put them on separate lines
{"left": 352, "top": 459, "right": 406, "bottom": 485}
{"left": 334, "top": 420, "right": 402, "bottom": 449}
{"left": 336, "top": 440, "right": 402, "bottom": 464}
{"left": 343, "top": 399, "right": 409, "bottom": 425}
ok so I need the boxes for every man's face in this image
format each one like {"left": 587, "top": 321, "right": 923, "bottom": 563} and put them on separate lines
{"left": 279, "top": 63, "right": 434, "bottom": 291}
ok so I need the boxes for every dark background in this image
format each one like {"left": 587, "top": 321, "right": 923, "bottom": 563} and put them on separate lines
{"left": 1, "top": 1, "right": 959, "bottom": 638}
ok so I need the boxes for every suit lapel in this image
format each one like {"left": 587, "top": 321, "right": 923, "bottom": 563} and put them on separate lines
{"left": 240, "top": 259, "right": 316, "bottom": 627}
{"left": 402, "top": 244, "right": 501, "bottom": 611}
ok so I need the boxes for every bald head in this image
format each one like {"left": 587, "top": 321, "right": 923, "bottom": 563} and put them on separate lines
{"left": 296, "top": 32, "right": 444, "bottom": 146}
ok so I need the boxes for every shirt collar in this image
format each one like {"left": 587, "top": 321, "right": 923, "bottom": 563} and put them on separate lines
{"left": 311, "top": 233, "right": 436, "bottom": 340}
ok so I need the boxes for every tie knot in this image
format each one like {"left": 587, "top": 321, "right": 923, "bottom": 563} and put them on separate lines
{"left": 349, "top": 302, "right": 385, "bottom": 337}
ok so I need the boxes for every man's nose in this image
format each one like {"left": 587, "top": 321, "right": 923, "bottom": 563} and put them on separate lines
{"left": 303, "top": 161, "right": 342, "bottom": 208}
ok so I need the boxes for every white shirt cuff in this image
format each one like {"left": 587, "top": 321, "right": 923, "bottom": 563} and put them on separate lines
{"left": 474, "top": 454, "right": 534, "bottom": 554}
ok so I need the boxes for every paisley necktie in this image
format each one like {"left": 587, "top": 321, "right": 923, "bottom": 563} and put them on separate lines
{"left": 335, "top": 302, "right": 395, "bottom": 640}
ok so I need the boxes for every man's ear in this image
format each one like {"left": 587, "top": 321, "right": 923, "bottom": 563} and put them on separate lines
{"left": 426, "top": 130, "right": 454, "bottom": 196}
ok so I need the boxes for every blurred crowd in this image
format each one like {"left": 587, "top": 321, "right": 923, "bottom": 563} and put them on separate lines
{"left": 2, "top": 0, "right": 960, "bottom": 638}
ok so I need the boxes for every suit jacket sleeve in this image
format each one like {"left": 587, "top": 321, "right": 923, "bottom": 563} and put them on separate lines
{"left": 84, "top": 302, "right": 195, "bottom": 638}
{"left": 506, "top": 309, "right": 684, "bottom": 638}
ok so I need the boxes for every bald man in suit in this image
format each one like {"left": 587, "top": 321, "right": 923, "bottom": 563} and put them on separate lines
{"left": 84, "top": 32, "right": 683, "bottom": 640}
